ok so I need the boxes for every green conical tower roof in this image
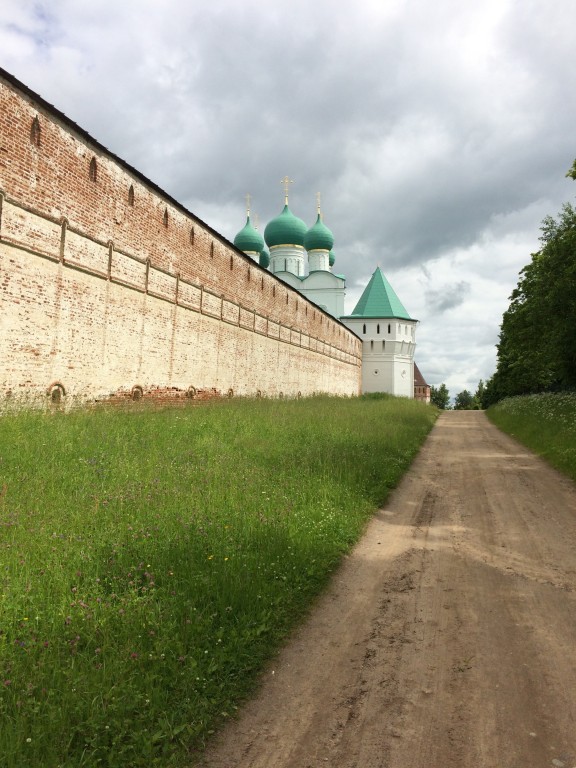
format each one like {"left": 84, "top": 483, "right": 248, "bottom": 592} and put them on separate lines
{"left": 264, "top": 204, "right": 307, "bottom": 248}
{"left": 234, "top": 215, "right": 265, "bottom": 253}
{"left": 342, "top": 267, "right": 413, "bottom": 320}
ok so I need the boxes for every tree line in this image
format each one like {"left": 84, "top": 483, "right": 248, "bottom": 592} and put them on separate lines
{"left": 482, "top": 161, "right": 576, "bottom": 407}
{"left": 432, "top": 161, "right": 576, "bottom": 410}
{"left": 430, "top": 381, "right": 485, "bottom": 410}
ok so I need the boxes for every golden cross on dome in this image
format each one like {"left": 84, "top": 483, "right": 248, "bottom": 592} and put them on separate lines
{"left": 316, "top": 191, "right": 322, "bottom": 215}
{"left": 281, "top": 176, "right": 294, "bottom": 204}
{"left": 245, "top": 192, "right": 251, "bottom": 217}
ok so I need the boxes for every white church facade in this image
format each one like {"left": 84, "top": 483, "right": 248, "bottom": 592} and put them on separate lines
{"left": 234, "top": 188, "right": 425, "bottom": 398}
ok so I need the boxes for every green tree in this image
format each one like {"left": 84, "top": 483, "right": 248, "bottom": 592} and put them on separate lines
{"left": 474, "top": 379, "right": 485, "bottom": 409}
{"left": 454, "top": 389, "right": 475, "bottom": 410}
{"left": 430, "top": 383, "right": 450, "bottom": 409}
{"left": 486, "top": 190, "right": 576, "bottom": 403}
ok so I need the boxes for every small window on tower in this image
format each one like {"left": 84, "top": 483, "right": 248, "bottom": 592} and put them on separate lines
{"left": 377, "top": 324, "right": 380, "bottom": 334}
{"left": 388, "top": 324, "right": 391, "bottom": 334}
{"left": 190, "top": 227, "right": 195, "bottom": 245}
{"left": 128, "top": 185, "right": 135, "bottom": 206}
{"left": 363, "top": 324, "right": 366, "bottom": 334}
{"left": 163, "top": 208, "right": 169, "bottom": 227}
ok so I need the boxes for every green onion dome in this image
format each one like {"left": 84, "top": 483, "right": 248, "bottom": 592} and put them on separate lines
{"left": 329, "top": 250, "right": 335, "bottom": 267}
{"left": 264, "top": 205, "right": 307, "bottom": 248}
{"left": 234, "top": 215, "right": 265, "bottom": 253}
{"left": 259, "top": 249, "right": 270, "bottom": 269}
{"left": 304, "top": 213, "right": 334, "bottom": 252}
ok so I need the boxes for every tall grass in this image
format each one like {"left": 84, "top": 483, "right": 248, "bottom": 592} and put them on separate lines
{"left": 0, "top": 395, "right": 436, "bottom": 767}
{"left": 487, "top": 392, "right": 576, "bottom": 481}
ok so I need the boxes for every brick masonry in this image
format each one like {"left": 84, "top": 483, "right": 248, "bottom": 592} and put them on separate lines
{"left": 0, "top": 69, "right": 362, "bottom": 405}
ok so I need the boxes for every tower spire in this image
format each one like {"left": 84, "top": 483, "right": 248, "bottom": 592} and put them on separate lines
{"left": 245, "top": 192, "right": 251, "bottom": 217}
{"left": 316, "top": 191, "right": 322, "bottom": 216}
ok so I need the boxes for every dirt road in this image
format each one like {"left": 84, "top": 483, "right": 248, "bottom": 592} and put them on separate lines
{"left": 199, "top": 411, "right": 576, "bottom": 768}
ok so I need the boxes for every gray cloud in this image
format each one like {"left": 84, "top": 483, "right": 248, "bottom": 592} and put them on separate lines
{"left": 425, "top": 281, "right": 471, "bottom": 313}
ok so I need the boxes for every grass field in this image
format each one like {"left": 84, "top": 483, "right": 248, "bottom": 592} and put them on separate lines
{"left": 487, "top": 392, "right": 576, "bottom": 482}
{"left": 0, "top": 395, "right": 436, "bottom": 767}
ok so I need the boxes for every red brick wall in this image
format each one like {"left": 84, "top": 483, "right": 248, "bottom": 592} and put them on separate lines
{"left": 0, "top": 71, "right": 361, "bottom": 405}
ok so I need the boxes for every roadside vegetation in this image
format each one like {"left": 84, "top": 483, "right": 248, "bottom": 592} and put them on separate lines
{"left": 487, "top": 392, "right": 576, "bottom": 482}
{"left": 0, "top": 395, "right": 436, "bottom": 768}
{"left": 482, "top": 162, "right": 576, "bottom": 408}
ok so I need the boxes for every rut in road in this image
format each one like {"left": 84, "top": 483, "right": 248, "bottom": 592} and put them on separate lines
{"left": 198, "top": 410, "right": 576, "bottom": 768}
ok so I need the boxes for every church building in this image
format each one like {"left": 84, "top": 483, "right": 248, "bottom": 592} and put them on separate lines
{"left": 234, "top": 185, "right": 426, "bottom": 399}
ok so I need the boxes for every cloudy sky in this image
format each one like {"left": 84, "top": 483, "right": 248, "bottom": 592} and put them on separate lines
{"left": 1, "top": 0, "right": 575, "bottom": 397}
